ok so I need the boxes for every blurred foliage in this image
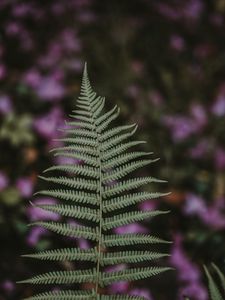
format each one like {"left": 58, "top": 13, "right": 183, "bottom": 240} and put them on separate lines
{"left": 0, "top": 1, "right": 225, "bottom": 300}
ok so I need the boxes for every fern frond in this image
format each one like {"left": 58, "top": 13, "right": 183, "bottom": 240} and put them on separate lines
{"left": 101, "top": 296, "right": 146, "bottom": 300}
{"left": 204, "top": 265, "right": 223, "bottom": 300}
{"left": 102, "top": 141, "right": 146, "bottom": 161}
{"left": 103, "top": 151, "right": 153, "bottom": 169}
{"left": 30, "top": 222, "right": 98, "bottom": 241}
{"left": 65, "top": 121, "right": 95, "bottom": 131}
{"left": 211, "top": 263, "right": 225, "bottom": 293}
{"left": 104, "top": 234, "right": 171, "bottom": 247}
{"left": 53, "top": 152, "right": 98, "bottom": 167}
{"left": 103, "top": 192, "right": 170, "bottom": 212}
{"left": 103, "top": 177, "right": 166, "bottom": 198}
{"left": 101, "top": 124, "right": 136, "bottom": 141}
{"left": 101, "top": 125, "right": 138, "bottom": 151}
{"left": 19, "top": 269, "right": 96, "bottom": 284}
{"left": 43, "top": 164, "right": 99, "bottom": 178}
{"left": 103, "top": 159, "right": 159, "bottom": 182}
{"left": 36, "top": 204, "right": 99, "bottom": 222}
{"left": 39, "top": 175, "right": 98, "bottom": 189}
{"left": 102, "top": 251, "right": 169, "bottom": 265}
{"left": 102, "top": 267, "right": 171, "bottom": 285}
{"left": 103, "top": 210, "right": 169, "bottom": 230}
{"left": 61, "top": 128, "right": 97, "bottom": 139}
{"left": 20, "top": 64, "right": 171, "bottom": 298}
{"left": 23, "top": 290, "right": 94, "bottom": 300}
{"left": 35, "top": 189, "right": 98, "bottom": 205}
{"left": 22, "top": 248, "right": 97, "bottom": 262}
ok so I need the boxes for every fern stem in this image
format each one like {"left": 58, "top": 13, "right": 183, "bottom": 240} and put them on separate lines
{"left": 95, "top": 132, "right": 103, "bottom": 295}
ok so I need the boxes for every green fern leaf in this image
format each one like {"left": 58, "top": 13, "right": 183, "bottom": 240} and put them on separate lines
{"left": 22, "top": 248, "right": 97, "bottom": 262}
{"left": 35, "top": 189, "right": 98, "bottom": 204}
{"left": 18, "top": 269, "right": 96, "bottom": 284}
{"left": 103, "top": 210, "right": 169, "bottom": 230}
{"left": 20, "top": 63, "right": 171, "bottom": 299}
{"left": 104, "top": 234, "right": 171, "bottom": 247}
{"left": 212, "top": 263, "right": 225, "bottom": 293}
{"left": 23, "top": 290, "right": 94, "bottom": 300}
{"left": 102, "top": 251, "right": 169, "bottom": 265}
{"left": 102, "top": 267, "right": 171, "bottom": 286}
{"left": 204, "top": 265, "right": 223, "bottom": 300}
{"left": 103, "top": 233, "right": 170, "bottom": 247}
{"left": 36, "top": 204, "right": 99, "bottom": 222}
{"left": 30, "top": 222, "right": 98, "bottom": 241}
{"left": 103, "top": 192, "right": 170, "bottom": 212}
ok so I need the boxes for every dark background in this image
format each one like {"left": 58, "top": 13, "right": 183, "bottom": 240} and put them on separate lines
{"left": 0, "top": 1, "right": 225, "bottom": 299}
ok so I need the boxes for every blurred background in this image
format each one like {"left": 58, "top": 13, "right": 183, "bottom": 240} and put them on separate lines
{"left": 0, "top": 0, "right": 225, "bottom": 299}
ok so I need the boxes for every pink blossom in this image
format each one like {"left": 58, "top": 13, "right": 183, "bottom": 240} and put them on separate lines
{"left": 214, "top": 147, "right": 225, "bottom": 170}
{"left": 27, "top": 198, "right": 60, "bottom": 221}
{"left": 23, "top": 69, "right": 42, "bottom": 88}
{"left": 33, "top": 106, "right": 65, "bottom": 140}
{"left": 77, "top": 238, "right": 91, "bottom": 249}
{"left": 0, "top": 64, "right": 7, "bottom": 80}
{"left": 0, "top": 172, "right": 9, "bottom": 190}
{"left": 188, "top": 139, "right": 209, "bottom": 159}
{"left": 16, "top": 177, "right": 33, "bottom": 198}
{"left": 0, "top": 95, "right": 13, "bottom": 114}
{"left": 1, "top": 280, "right": 15, "bottom": 293}
{"left": 170, "top": 35, "right": 185, "bottom": 51}
{"left": 26, "top": 226, "right": 48, "bottom": 246}
{"left": 114, "top": 223, "right": 148, "bottom": 234}
{"left": 211, "top": 95, "right": 225, "bottom": 116}
{"left": 35, "top": 74, "right": 65, "bottom": 101}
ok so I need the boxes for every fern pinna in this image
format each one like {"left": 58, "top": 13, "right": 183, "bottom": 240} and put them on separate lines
{"left": 19, "top": 64, "right": 171, "bottom": 300}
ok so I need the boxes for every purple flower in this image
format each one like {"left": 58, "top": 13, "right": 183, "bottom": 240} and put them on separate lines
{"left": 33, "top": 106, "right": 65, "bottom": 140}
{"left": 178, "top": 282, "right": 208, "bottom": 300}
{"left": 26, "top": 226, "right": 48, "bottom": 247}
{"left": 106, "top": 264, "right": 129, "bottom": 294}
{"left": 183, "top": 193, "right": 225, "bottom": 229}
{"left": 12, "top": 3, "right": 32, "bottom": 17}
{"left": 77, "top": 238, "right": 91, "bottom": 249}
{"left": 182, "top": 0, "right": 204, "bottom": 20}
{"left": 0, "top": 172, "right": 9, "bottom": 190}
{"left": 212, "top": 95, "right": 225, "bottom": 116}
{"left": 109, "top": 280, "right": 129, "bottom": 294}
{"left": 148, "top": 90, "right": 164, "bottom": 107}
{"left": 188, "top": 139, "right": 208, "bottom": 158}
{"left": 27, "top": 198, "right": 60, "bottom": 221}
{"left": 35, "top": 73, "right": 65, "bottom": 101}
{"left": 211, "top": 84, "right": 225, "bottom": 117}
{"left": 114, "top": 223, "right": 148, "bottom": 234}
{"left": 201, "top": 206, "right": 225, "bottom": 229}
{"left": 139, "top": 200, "right": 157, "bottom": 211}
{"left": 170, "top": 35, "right": 185, "bottom": 51}
{"left": 155, "top": 3, "right": 180, "bottom": 20}
{"left": 1, "top": 280, "right": 15, "bottom": 293}
{"left": 23, "top": 69, "right": 42, "bottom": 88}
{"left": 0, "top": 95, "right": 13, "bottom": 114}
{"left": 162, "top": 115, "right": 196, "bottom": 142}
{"left": 214, "top": 147, "right": 225, "bottom": 170}
{"left": 170, "top": 234, "right": 201, "bottom": 282}
{"left": 0, "top": 64, "right": 7, "bottom": 80}
{"left": 54, "top": 155, "right": 80, "bottom": 166}
{"left": 16, "top": 177, "right": 33, "bottom": 198}
{"left": 190, "top": 103, "right": 207, "bottom": 127}
{"left": 60, "top": 29, "right": 82, "bottom": 52}
{"left": 183, "top": 193, "right": 207, "bottom": 216}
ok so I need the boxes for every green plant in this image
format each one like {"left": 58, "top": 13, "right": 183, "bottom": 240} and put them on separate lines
{"left": 204, "top": 263, "right": 225, "bottom": 300}
{"left": 19, "top": 64, "right": 171, "bottom": 299}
